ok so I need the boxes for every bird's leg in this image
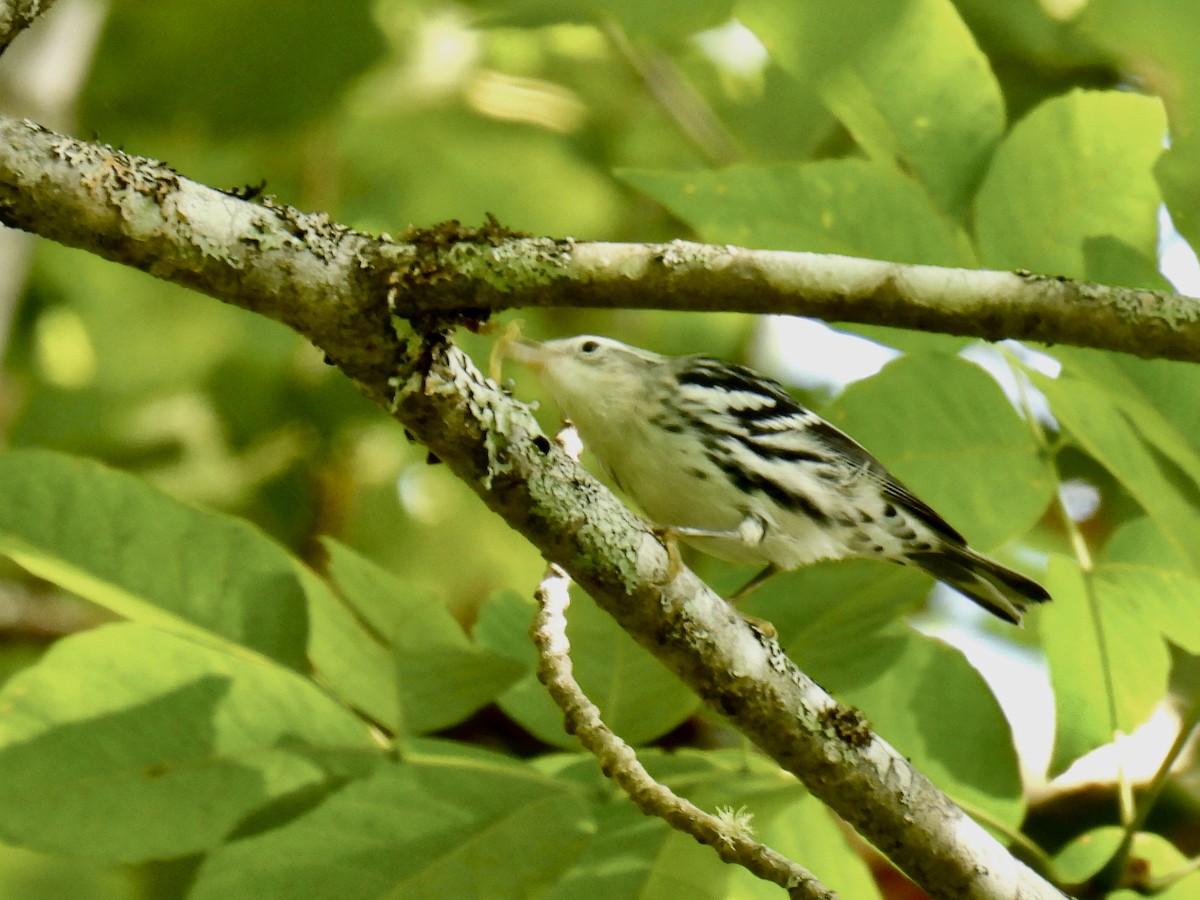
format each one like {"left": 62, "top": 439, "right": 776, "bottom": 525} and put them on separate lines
{"left": 728, "top": 563, "right": 780, "bottom": 604}
{"left": 653, "top": 516, "right": 779, "bottom": 638}
{"left": 666, "top": 515, "right": 775, "bottom": 603}
{"left": 653, "top": 514, "right": 765, "bottom": 577}
{"left": 725, "top": 564, "right": 781, "bottom": 638}
{"left": 660, "top": 513, "right": 768, "bottom": 548}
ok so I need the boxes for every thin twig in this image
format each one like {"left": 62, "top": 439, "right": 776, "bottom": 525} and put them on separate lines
{"left": 531, "top": 564, "right": 836, "bottom": 900}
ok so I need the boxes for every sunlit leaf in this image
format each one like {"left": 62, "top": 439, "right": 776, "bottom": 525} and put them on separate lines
{"left": 0, "top": 624, "right": 374, "bottom": 863}
{"left": 975, "top": 90, "right": 1165, "bottom": 280}
{"left": 1111, "top": 833, "right": 1200, "bottom": 899}
{"left": 828, "top": 354, "right": 1054, "bottom": 551}
{"left": 190, "top": 750, "right": 593, "bottom": 900}
{"left": 0, "top": 449, "right": 309, "bottom": 669}
{"left": 1094, "top": 564, "right": 1200, "bottom": 657}
{"left": 739, "top": 0, "right": 1005, "bottom": 214}
{"left": 1052, "top": 347, "right": 1200, "bottom": 492}
{"left": 324, "top": 541, "right": 526, "bottom": 734}
{"left": 1076, "top": 0, "right": 1200, "bottom": 250}
{"left": 621, "top": 160, "right": 975, "bottom": 265}
{"left": 1053, "top": 825, "right": 1124, "bottom": 882}
{"left": 1030, "top": 370, "right": 1200, "bottom": 574}
{"left": 1040, "top": 557, "right": 1169, "bottom": 775}
{"left": 832, "top": 628, "right": 1024, "bottom": 826}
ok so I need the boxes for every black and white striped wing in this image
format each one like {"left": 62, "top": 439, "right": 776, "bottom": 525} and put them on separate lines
{"left": 670, "top": 356, "right": 966, "bottom": 545}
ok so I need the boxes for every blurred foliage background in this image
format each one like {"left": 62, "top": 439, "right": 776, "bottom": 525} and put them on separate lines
{"left": 2, "top": 0, "right": 1200, "bottom": 897}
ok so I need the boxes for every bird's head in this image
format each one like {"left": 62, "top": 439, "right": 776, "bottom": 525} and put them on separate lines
{"left": 502, "top": 334, "right": 666, "bottom": 426}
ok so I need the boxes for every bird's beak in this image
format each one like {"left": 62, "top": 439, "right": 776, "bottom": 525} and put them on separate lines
{"left": 502, "top": 336, "right": 548, "bottom": 372}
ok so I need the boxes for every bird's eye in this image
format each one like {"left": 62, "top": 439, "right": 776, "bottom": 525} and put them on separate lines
{"left": 579, "top": 340, "right": 600, "bottom": 355}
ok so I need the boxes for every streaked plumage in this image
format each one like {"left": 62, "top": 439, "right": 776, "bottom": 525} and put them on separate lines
{"left": 506, "top": 334, "right": 1049, "bottom": 624}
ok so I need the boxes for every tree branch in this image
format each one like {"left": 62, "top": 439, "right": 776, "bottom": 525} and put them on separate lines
{"left": 0, "top": 116, "right": 1198, "bottom": 363}
{"left": 0, "top": 0, "right": 59, "bottom": 56}
{"left": 0, "top": 115, "right": 1080, "bottom": 897}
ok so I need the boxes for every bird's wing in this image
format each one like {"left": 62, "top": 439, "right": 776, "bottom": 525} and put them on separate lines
{"left": 676, "top": 357, "right": 968, "bottom": 545}
{"left": 801, "top": 417, "right": 968, "bottom": 546}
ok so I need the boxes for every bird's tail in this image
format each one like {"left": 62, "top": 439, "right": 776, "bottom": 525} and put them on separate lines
{"left": 907, "top": 545, "right": 1050, "bottom": 625}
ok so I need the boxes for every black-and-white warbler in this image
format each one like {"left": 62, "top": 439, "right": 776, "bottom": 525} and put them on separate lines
{"left": 504, "top": 333, "right": 1050, "bottom": 624}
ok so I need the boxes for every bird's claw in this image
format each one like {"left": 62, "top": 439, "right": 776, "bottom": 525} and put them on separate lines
{"left": 651, "top": 525, "right": 686, "bottom": 578}
{"left": 739, "top": 611, "right": 777, "bottom": 640}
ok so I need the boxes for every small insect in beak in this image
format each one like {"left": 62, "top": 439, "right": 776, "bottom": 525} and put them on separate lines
{"left": 489, "top": 321, "right": 545, "bottom": 381}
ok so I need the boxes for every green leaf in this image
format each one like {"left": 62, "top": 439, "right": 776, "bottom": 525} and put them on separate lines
{"left": 1082, "top": 235, "right": 1172, "bottom": 291}
{"left": 1093, "top": 564, "right": 1200, "bottom": 657}
{"left": 83, "top": 0, "right": 386, "bottom": 135}
{"left": 1103, "top": 518, "right": 1188, "bottom": 571}
{"left": 1029, "top": 369, "right": 1200, "bottom": 574}
{"left": 0, "top": 449, "right": 308, "bottom": 669}
{"left": 1109, "top": 353, "right": 1200, "bottom": 451}
{"left": 549, "top": 797, "right": 737, "bottom": 899}
{"left": 738, "top": 552, "right": 1026, "bottom": 822}
{"left": 832, "top": 628, "right": 1024, "bottom": 826}
{"left": 1051, "top": 348, "right": 1200, "bottom": 496}
{"left": 465, "top": 0, "right": 734, "bottom": 40}
{"left": 732, "top": 791, "right": 882, "bottom": 900}
{"left": 549, "top": 807, "right": 733, "bottom": 900}
{"left": 1155, "top": 138, "right": 1200, "bottom": 256}
{"left": 1076, "top": 1, "right": 1200, "bottom": 250}
{"left": 738, "top": 0, "right": 1005, "bottom": 214}
{"left": 1053, "top": 825, "right": 1124, "bottom": 882}
{"left": 0, "top": 623, "right": 374, "bottom": 863}
{"left": 341, "top": 109, "right": 623, "bottom": 238}
{"left": 304, "top": 564, "right": 401, "bottom": 732}
{"left": 1040, "top": 557, "right": 1170, "bottom": 775}
{"left": 620, "top": 160, "right": 975, "bottom": 266}
{"left": 1111, "top": 833, "right": 1200, "bottom": 899}
{"left": 837, "top": 321, "right": 971, "bottom": 358}
{"left": 827, "top": 354, "right": 1054, "bottom": 551}
{"left": 323, "top": 541, "right": 527, "bottom": 734}
{"left": 0, "top": 842, "right": 131, "bottom": 900}
{"left": 394, "top": 614, "right": 528, "bottom": 736}
{"left": 475, "top": 589, "right": 699, "bottom": 748}
{"left": 974, "top": 90, "right": 1165, "bottom": 279}
{"left": 472, "top": 586, "right": 540, "bottom": 668}
{"left": 738, "top": 560, "right": 929, "bottom": 677}
{"left": 706, "top": 64, "right": 835, "bottom": 165}
{"left": 190, "top": 752, "right": 593, "bottom": 900}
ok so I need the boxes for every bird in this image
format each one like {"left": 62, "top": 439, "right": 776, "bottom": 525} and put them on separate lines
{"left": 501, "top": 332, "right": 1050, "bottom": 625}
